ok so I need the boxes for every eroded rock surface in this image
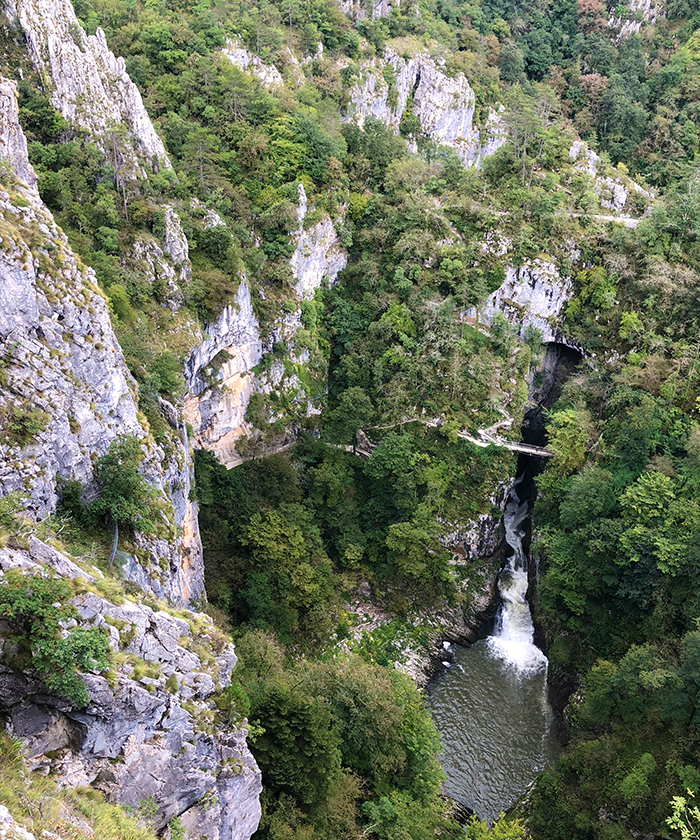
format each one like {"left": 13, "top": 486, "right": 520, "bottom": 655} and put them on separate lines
{"left": 222, "top": 38, "right": 284, "bottom": 88}
{"left": 6, "top": 0, "right": 170, "bottom": 176}
{"left": 569, "top": 139, "right": 652, "bottom": 214}
{"left": 467, "top": 260, "right": 575, "bottom": 347}
{"left": 185, "top": 185, "right": 346, "bottom": 468}
{"left": 609, "top": 0, "right": 661, "bottom": 40}
{"left": 291, "top": 184, "right": 347, "bottom": 300}
{"left": 0, "top": 539, "right": 261, "bottom": 840}
{"left": 347, "top": 47, "right": 505, "bottom": 165}
{"left": 184, "top": 280, "right": 263, "bottom": 468}
{"left": 0, "top": 76, "right": 203, "bottom": 606}
{"left": 339, "top": 0, "right": 397, "bottom": 21}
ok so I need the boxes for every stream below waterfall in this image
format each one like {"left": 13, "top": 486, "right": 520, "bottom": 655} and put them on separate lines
{"left": 428, "top": 477, "right": 560, "bottom": 823}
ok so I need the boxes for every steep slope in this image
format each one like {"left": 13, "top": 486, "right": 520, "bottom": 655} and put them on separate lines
{"left": 185, "top": 184, "right": 346, "bottom": 468}
{"left": 4, "top": 0, "right": 170, "bottom": 178}
{"left": 0, "top": 78, "right": 202, "bottom": 605}
{"left": 0, "top": 78, "right": 261, "bottom": 839}
{"left": 347, "top": 46, "right": 505, "bottom": 165}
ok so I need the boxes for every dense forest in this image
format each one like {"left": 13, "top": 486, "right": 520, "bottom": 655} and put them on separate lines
{"left": 6, "top": 0, "right": 700, "bottom": 836}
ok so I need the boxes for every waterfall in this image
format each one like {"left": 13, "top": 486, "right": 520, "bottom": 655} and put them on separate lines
{"left": 486, "top": 479, "right": 548, "bottom": 674}
{"left": 428, "top": 473, "right": 559, "bottom": 820}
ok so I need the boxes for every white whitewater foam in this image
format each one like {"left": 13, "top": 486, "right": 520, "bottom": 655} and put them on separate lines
{"left": 486, "top": 483, "right": 548, "bottom": 674}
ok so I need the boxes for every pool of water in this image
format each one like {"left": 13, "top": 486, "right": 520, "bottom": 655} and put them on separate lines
{"left": 427, "top": 480, "right": 560, "bottom": 822}
{"left": 428, "top": 641, "right": 559, "bottom": 822}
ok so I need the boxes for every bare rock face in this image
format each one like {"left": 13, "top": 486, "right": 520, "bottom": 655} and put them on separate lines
{"left": 569, "top": 139, "right": 653, "bottom": 214}
{"left": 222, "top": 38, "right": 284, "bottom": 88}
{"left": 163, "top": 206, "right": 191, "bottom": 274}
{"left": 609, "top": 0, "right": 661, "bottom": 40}
{"left": 185, "top": 185, "right": 346, "bottom": 468}
{"left": 0, "top": 80, "right": 37, "bottom": 190}
{"left": 467, "top": 260, "right": 575, "bottom": 347}
{"left": 184, "top": 280, "right": 263, "bottom": 468}
{"left": 0, "top": 539, "right": 262, "bottom": 840}
{"left": 339, "top": 0, "right": 397, "bottom": 21}
{"left": 5, "top": 0, "right": 171, "bottom": 177}
{"left": 126, "top": 235, "right": 185, "bottom": 311}
{"left": 347, "top": 47, "right": 505, "bottom": 166}
{"left": 0, "top": 76, "right": 203, "bottom": 606}
{"left": 291, "top": 184, "right": 347, "bottom": 300}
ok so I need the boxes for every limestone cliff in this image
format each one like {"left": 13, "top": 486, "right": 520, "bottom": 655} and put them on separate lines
{"left": 185, "top": 184, "right": 346, "bottom": 469}
{"left": 291, "top": 184, "right": 347, "bottom": 300}
{"left": 184, "top": 280, "right": 263, "bottom": 468}
{"left": 609, "top": 0, "right": 662, "bottom": 40}
{"left": 467, "top": 260, "right": 575, "bottom": 347}
{"left": 0, "top": 77, "right": 202, "bottom": 606}
{"left": 569, "top": 139, "right": 653, "bottom": 215}
{"left": 347, "top": 47, "right": 505, "bottom": 166}
{"left": 0, "top": 537, "right": 261, "bottom": 840}
{"left": 339, "top": 0, "right": 397, "bottom": 21}
{"left": 0, "top": 77, "right": 261, "bottom": 840}
{"left": 4, "top": 0, "right": 170, "bottom": 177}
{"left": 125, "top": 205, "right": 192, "bottom": 313}
{"left": 223, "top": 38, "right": 284, "bottom": 88}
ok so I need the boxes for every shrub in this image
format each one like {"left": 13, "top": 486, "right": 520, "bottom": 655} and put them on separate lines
{"left": 0, "top": 571, "right": 110, "bottom": 707}
{"left": 88, "top": 435, "right": 159, "bottom": 534}
{"left": 1, "top": 402, "right": 49, "bottom": 447}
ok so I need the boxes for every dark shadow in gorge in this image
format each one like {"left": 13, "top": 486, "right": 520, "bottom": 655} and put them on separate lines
{"left": 521, "top": 342, "right": 583, "bottom": 738}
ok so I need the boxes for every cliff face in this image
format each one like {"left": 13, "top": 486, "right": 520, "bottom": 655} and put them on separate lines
{"left": 467, "top": 260, "right": 575, "bottom": 347}
{"left": 609, "top": 0, "right": 661, "bottom": 40}
{"left": 4, "top": 0, "right": 170, "bottom": 177}
{"left": 0, "top": 537, "right": 262, "bottom": 840}
{"left": 185, "top": 185, "right": 346, "bottom": 469}
{"left": 0, "top": 79, "right": 203, "bottom": 606}
{"left": 184, "top": 280, "right": 263, "bottom": 468}
{"left": 569, "top": 140, "right": 653, "bottom": 215}
{"left": 347, "top": 47, "right": 505, "bottom": 165}
{"left": 339, "top": 0, "right": 397, "bottom": 21}
{"left": 223, "top": 38, "right": 284, "bottom": 88}
{"left": 0, "top": 76, "right": 261, "bottom": 840}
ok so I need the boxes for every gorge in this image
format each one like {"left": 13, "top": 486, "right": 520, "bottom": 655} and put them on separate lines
{"left": 2, "top": 0, "right": 700, "bottom": 838}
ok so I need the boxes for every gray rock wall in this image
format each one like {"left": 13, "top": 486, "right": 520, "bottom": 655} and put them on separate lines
{"left": 185, "top": 185, "right": 346, "bottom": 468}
{"left": 222, "top": 38, "right": 284, "bottom": 88}
{"left": 4, "top": 0, "right": 171, "bottom": 177}
{"left": 0, "top": 538, "right": 261, "bottom": 840}
{"left": 0, "top": 74, "right": 203, "bottom": 607}
{"left": 466, "top": 260, "right": 576, "bottom": 348}
{"left": 347, "top": 47, "right": 505, "bottom": 166}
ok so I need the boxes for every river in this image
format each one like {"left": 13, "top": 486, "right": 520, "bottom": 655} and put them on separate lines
{"left": 427, "top": 478, "right": 560, "bottom": 823}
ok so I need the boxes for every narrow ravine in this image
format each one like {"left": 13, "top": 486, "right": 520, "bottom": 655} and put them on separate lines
{"left": 429, "top": 473, "right": 559, "bottom": 822}
{"left": 427, "top": 345, "right": 583, "bottom": 822}
{"left": 427, "top": 475, "right": 560, "bottom": 823}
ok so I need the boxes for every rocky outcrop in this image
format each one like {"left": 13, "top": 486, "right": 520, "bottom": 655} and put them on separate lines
{"left": 347, "top": 47, "right": 505, "bottom": 166}
{"left": 569, "top": 139, "right": 652, "bottom": 214}
{"left": 163, "top": 206, "right": 191, "bottom": 280}
{"left": 0, "top": 538, "right": 261, "bottom": 840}
{"left": 339, "top": 0, "right": 397, "bottom": 20}
{"left": 185, "top": 185, "right": 346, "bottom": 468}
{"left": 291, "top": 184, "right": 347, "bottom": 299}
{"left": 5, "top": 0, "right": 171, "bottom": 177}
{"left": 126, "top": 235, "right": 185, "bottom": 311}
{"left": 0, "top": 806, "right": 41, "bottom": 840}
{"left": 184, "top": 280, "right": 263, "bottom": 468}
{"left": 467, "top": 260, "right": 575, "bottom": 347}
{"left": 0, "top": 80, "right": 38, "bottom": 190}
{"left": 0, "top": 76, "right": 203, "bottom": 606}
{"left": 609, "top": 0, "right": 661, "bottom": 40}
{"left": 222, "top": 38, "right": 284, "bottom": 88}
{"left": 125, "top": 205, "right": 191, "bottom": 312}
